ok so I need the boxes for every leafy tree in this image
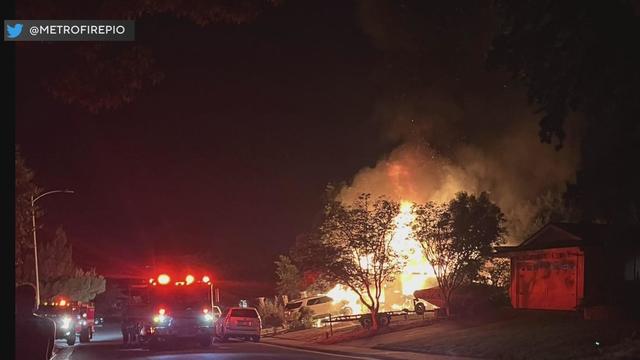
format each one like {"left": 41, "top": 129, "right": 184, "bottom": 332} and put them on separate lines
{"left": 42, "top": 268, "right": 107, "bottom": 303}
{"left": 489, "top": 0, "right": 640, "bottom": 223}
{"left": 274, "top": 255, "right": 302, "bottom": 300}
{"left": 290, "top": 234, "right": 334, "bottom": 296}
{"left": 301, "top": 194, "right": 403, "bottom": 330}
{"left": 38, "top": 227, "right": 76, "bottom": 283}
{"left": 15, "top": 148, "right": 41, "bottom": 284}
{"left": 302, "top": 271, "right": 333, "bottom": 296}
{"left": 477, "top": 258, "right": 511, "bottom": 289}
{"left": 413, "top": 192, "right": 506, "bottom": 315}
{"left": 15, "top": 151, "right": 106, "bottom": 301}
{"left": 38, "top": 227, "right": 106, "bottom": 302}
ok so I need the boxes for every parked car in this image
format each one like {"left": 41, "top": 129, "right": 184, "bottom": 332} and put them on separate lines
{"left": 284, "top": 295, "right": 351, "bottom": 322}
{"left": 215, "top": 307, "right": 261, "bottom": 342}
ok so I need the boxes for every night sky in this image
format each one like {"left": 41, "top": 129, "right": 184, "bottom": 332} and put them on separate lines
{"left": 16, "top": 2, "right": 404, "bottom": 281}
{"left": 16, "top": 0, "right": 538, "bottom": 289}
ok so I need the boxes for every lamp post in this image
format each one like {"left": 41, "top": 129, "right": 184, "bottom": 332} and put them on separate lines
{"left": 31, "top": 189, "right": 74, "bottom": 307}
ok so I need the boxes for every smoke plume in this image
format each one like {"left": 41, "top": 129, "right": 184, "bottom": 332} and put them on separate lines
{"left": 338, "top": 1, "right": 581, "bottom": 243}
{"left": 338, "top": 118, "right": 580, "bottom": 243}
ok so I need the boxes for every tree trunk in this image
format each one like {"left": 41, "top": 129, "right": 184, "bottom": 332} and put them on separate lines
{"left": 370, "top": 309, "right": 379, "bottom": 330}
{"left": 444, "top": 292, "right": 452, "bottom": 317}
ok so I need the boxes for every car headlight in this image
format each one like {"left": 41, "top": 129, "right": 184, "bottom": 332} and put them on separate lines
{"left": 60, "top": 316, "right": 72, "bottom": 329}
{"left": 153, "top": 314, "right": 170, "bottom": 325}
{"left": 203, "top": 314, "right": 214, "bottom": 322}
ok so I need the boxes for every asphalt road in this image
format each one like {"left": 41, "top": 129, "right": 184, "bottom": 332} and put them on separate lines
{"left": 55, "top": 323, "right": 374, "bottom": 360}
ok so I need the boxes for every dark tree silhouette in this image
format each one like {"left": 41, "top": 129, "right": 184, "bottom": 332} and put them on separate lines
{"left": 413, "top": 192, "right": 506, "bottom": 315}
{"left": 489, "top": 0, "right": 640, "bottom": 223}
{"left": 17, "top": 0, "right": 282, "bottom": 113}
{"left": 274, "top": 255, "right": 303, "bottom": 300}
{"left": 38, "top": 227, "right": 106, "bottom": 302}
{"left": 15, "top": 148, "right": 41, "bottom": 284}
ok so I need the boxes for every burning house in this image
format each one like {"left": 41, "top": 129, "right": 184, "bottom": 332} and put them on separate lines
{"left": 497, "top": 223, "right": 640, "bottom": 318}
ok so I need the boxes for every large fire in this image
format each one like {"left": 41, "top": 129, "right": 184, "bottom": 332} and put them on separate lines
{"left": 325, "top": 201, "right": 437, "bottom": 314}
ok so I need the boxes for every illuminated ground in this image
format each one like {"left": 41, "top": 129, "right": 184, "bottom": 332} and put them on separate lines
{"left": 54, "top": 323, "right": 379, "bottom": 360}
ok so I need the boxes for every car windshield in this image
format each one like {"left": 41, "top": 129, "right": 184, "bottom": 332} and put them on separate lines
{"left": 230, "top": 309, "right": 259, "bottom": 318}
{"left": 285, "top": 301, "right": 302, "bottom": 310}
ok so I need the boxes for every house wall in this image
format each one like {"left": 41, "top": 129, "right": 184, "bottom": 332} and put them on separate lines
{"left": 584, "top": 242, "right": 640, "bottom": 311}
{"left": 509, "top": 247, "right": 584, "bottom": 310}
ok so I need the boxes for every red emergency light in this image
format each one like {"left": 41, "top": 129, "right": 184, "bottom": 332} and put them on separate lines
{"left": 152, "top": 273, "right": 212, "bottom": 286}
{"left": 185, "top": 274, "right": 195, "bottom": 284}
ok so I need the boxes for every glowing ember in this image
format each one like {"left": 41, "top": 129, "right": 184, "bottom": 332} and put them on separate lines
{"left": 324, "top": 201, "right": 437, "bottom": 314}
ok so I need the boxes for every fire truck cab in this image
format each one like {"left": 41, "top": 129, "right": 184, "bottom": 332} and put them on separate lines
{"left": 74, "top": 301, "right": 96, "bottom": 342}
{"left": 122, "top": 273, "right": 216, "bottom": 350}
{"left": 37, "top": 299, "right": 96, "bottom": 345}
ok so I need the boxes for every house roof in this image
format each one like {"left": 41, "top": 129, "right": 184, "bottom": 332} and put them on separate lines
{"left": 495, "top": 222, "right": 639, "bottom": 255}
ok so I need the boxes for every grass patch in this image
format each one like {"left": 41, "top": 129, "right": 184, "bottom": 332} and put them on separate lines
{"left": 378, "top": 309, "right": 639, "bottom": 360}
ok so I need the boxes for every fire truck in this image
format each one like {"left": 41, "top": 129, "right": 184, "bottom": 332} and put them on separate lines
{"left": 37, "top": 299, "right": 96, "bottom": 345}
{"left": 122, "top": 272, "right": 217, "bottom": 350}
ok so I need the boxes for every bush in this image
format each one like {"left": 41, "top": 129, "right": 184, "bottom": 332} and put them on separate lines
{"left": 257, "top": 299, "right": 285, "bottom": 328}
{"left": 288, "top": 306, "right": 315, "bottom": 330}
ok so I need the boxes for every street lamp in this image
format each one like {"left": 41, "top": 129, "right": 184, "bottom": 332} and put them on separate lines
{"left": 31, "top": 189, "right": 74, "bottom": 307}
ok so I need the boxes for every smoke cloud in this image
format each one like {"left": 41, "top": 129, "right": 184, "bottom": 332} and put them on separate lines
{"left": 338, "top": 1, "right": 582, "bottom": 243}
{"left": 338, "top": 117, "right": 580, "bottom": 243}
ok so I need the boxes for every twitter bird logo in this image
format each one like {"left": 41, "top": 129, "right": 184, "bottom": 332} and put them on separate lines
{"left": 7, "top": 23, "right": 23, "bottom": 39}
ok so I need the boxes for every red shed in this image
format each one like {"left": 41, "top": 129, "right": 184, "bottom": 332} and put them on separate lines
{"left": 497, "top": 223, "right": 640, "bottom": 313}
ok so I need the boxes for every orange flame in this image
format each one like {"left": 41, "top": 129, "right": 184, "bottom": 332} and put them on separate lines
{"left": 325, "top": 201, "right": 436, "bottom": 313}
